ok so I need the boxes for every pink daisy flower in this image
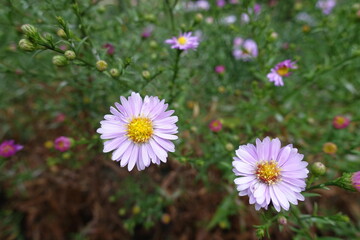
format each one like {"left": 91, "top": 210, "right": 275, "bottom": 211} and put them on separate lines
{"left": 97, "top": 92, "right": 178, "bottom": 171}
{"left": 233, "top": 39, "right": 258, "bottom": 61}
{"left": 352, "top": 172, "right": 360, "bottom": 192}
{"left": 332, "top": 115, "right": 350, "bottom": 129}
{"left": 316, "top": 0, "right": 336, "bottom": 15}
{"left": 214, "top": 65, "right": 225, "bottom": 74}
{"left": 267, "top": 60, "right": 297, "bottom": 86}
{"left": 54, "top": 136, "right": 71, "bottom": 152}
{"left": 0, "top": 140, "right": 23, "bottom": 158}
{"left": 209, "top": 119, "right": 223, "bottom": 132}
{"left": 232, "top": 137, "right": 309, "bottom": 212}
{"left": 165, "top": 32, "right": 199, "bottom": 51}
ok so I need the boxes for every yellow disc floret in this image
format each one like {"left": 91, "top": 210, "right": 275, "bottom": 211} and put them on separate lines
{"left": 127, "top": 117, "right": 153, "bottom": 143}
{"left": 178, "top": 36, "right": 187, "bottom": 45}
{"left": 256, "top": 160, "right": 281, "bottom": 185}
{"left": 276, "top": 66, "right": 289, "bottom": 76}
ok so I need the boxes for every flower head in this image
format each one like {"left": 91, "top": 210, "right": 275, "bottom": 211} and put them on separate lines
{"left": 165, "top": 32, "right": 199, "bottom": 50}
{"left": 267, "top": 60, "right": 297, "bottom": 86}
{"left": 209, "top": 119, "right": 223, "bottom": 132}
{"left": 0, "top": 140, "right": 23, "bottom": 158}
{"left": 233, "top": 39, "right": 258, "bottom": 61}
{"left": 316, "top": 0, "right": 336, "bottom": 15}
{"left": 332, "top": 115, "right": 350, "bottom": 129}
{"left": 54, "top": 136, "right": 71, "bottom": 152}
{"left": 232, "top": 137, "right": 308, "bottom": 211}
{"left": 97, "top": 92, "right": 178, "bottom": 171}
{"left": 351, "top": 171, "right": 360, "bottom": 192}
{"left": 214, "top": 65, "right": 225, "bottom": 74}
{"left": 103, "top": 43, "right": 115, "bottom": 55}
{"left": 322, "top": 142, "right": 337, "bottom": 155}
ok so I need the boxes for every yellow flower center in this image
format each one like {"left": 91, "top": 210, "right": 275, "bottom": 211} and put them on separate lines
{"left": 335, "top": 117, "right": 345, "bottom": 125}
{"left": 322, "top": 142, "right": 337, "bottom": 155}
{"left": 127, "top": 117, "right": 153, "bottom": 143}
{"left": 178, "top": 36, "right": 187, "bottom": 45}
{"left": 256, "top": 160, "right": 281, "bottom": 185}
{"left": 1, "top": 145, "right": 14, "bottom": 154}
{"left": 277, "top": 66, "right": 289, "bottom": 76}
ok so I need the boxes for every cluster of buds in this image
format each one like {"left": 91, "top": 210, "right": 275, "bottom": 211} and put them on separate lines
{"left": 18, "top": 24, "right": 39, "bottom": 51}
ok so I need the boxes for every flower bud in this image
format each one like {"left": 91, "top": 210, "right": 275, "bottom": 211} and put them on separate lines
{"left": 194, "top": 13, "right": 203, "bottom": 23}
{"left": 322, "top": 142, "right": 337, "bottom": 155}
{"left": 278, "top": 216, "right": 287, "bottom": 225}
{"left": 225, "top": 143, "right": 234, "bottom": 151}
{"left": 109, "top": 68, "right": 120, "bottom": 77}
{"left": 332, "top": 173, "right": 357, "bottom": 192}
{"left": 18, "top": 39, "right": 36, "bottom": 51}
{"left": 161, "top": 213, "right": 171, "bottom": 224}
{"left": 64, "top": 50, "right": 76, "bottom": 60}
{"left": 255, "top": 228, "right": 265, "bottom": 239}
{"left": 21, "top": 24, "right": 38, "bottom": 36}
{"left": 311, "top": 162, "right": 326, "bottom": 176}
{"left": 142, "top": 70, "right": 151, "bottom": 79}
{"left": 57, "top": 29, "right": 67, "bottom": 38}
{"left": 132, "top": 205, "right": 141, "bottom": 215}
{"left": 269, "top": 32, "right": 278, "bottom": 41}
{"left": 52, "top": 55, "right": 68, "bottom": 66}
{"left": 96, "top": 60, "right": 108, "bottom": 71}
{"left": 149, "top": 40, "right": 158, "bottom": 48}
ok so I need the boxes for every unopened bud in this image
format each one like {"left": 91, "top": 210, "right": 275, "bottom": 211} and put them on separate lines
{"left": 195, "top": 13, "right": 203, "bottom": 23}
{"left": 96, "top": 60, "right": 108, "bottom": 71}
{"left": 255, "top": 228, "right": 265, "bottom": 238}
{"left": 52, "top": 55, "right": 68, "bottom": 66}
{"left": 278, "top": 216, "right": 287, "bottom": 225}
{"left": 149, "top": 40, "right": 158, "bottom": 48}
{"left": 269, "top": 32, "right": 278, "bottom": 41}
{"left": 57, "top": 29, "right": 67, "bottom": 38}
{"left": 21, "top": 24, "right": 37, "bottom": 36}
{"left": 311, "top": 162, "right": 326, "bottom": 176}
{"left": 110, "top": 68, "right": 120, "bottom": 77}
{"left": 225, "top": 143, "right": 234, "bottom": 151}
{"left": 64, "top": 50, "right": 76, "bottom": 60}
{"left": 18, "top": 39, "right": 36, "bottom": 51}
{"left": 332, "top": 172, "right": 357, "bottom": 192}
{"left": 142, "top": 70, "right": 151, "bottom": 79}
{"left": 351, "top": 171, "right": 360, "bottom": 192}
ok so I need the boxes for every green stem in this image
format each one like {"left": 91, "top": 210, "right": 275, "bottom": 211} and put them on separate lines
{"left": 306, "top": 181, "right": 336, "bottom": 191}
{"left": 169, "top": 49, "right": 181, "bottom": 104}
{"left": 290, "top": 207, "right": 313, "bottom": 240}
{"left": 164, "top": 0, "right": 175, "bottom": 32}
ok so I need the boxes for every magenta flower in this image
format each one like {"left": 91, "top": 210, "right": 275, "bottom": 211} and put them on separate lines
{"left": 352, "top": 172, "right": 360, "bottom": 192}
{"left": 267, "top": 60, "right": 297, "bottom": 86}
{"left": 103, "top": 43, "right": 115, "bottom": 55}
{"left": 214, "top": 65, "right": 225, "bottom": 74}
{"left": 0, "top": 140, "right": 23, "bottom": 158}
{"left": 233, "top": 137, "right": 308, "bottom": 211}
{"left": 165, "top": 32, "right": 199, "bottom": 50}
{"left": 332, "top": 116, "right": 350, "bottom": 129}
{"left": 55, "top": 113, "right": 66, "bottom": 123}
{"left": 54, "top": 136, "right": 71, "bottom": 152}
{"left": 97, "top": 92, "right": 178, "bottom": 171}
{"left": 217, "top": 0, "right": 226, "bottom": 7}
{"left": 254, "top": 3, "right": 261, "bottom": 14}
{"left": 141, "top": 26, "right": 153, "bottom": 39}
{"left": 233, "top": 39, "right": 258, "bottom": 61}
{"left": 316, "top": 0, "right": 336, "bottom": 15}
{"left": 209, "top": 120, "right": 223, "bottom": 132}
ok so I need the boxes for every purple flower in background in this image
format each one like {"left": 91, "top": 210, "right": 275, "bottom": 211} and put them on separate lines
{"left": 209, "top": 120, "right": 223, "bottom": 132}
{"left": 241, "top": 13, "right": 250, "bottom": 23}
{"left": 229, "top": 0, "right": 239, "bottom": 4}
{"left": 233, "top": 137, "right": 308, "bottom": 211}
{"left": 196, "top": 0, "right": 210, "bottom": 10}
{"left": 0, "top": 140, "right": 23, "bottom": 158}
{"left": 215, "top": 65, "right": 225, "bottom": 74}
{"left": 54, "top": 136, "right": 71, "bottom": 152}
{"left": 267, "top": 60, "right": 297, "bottom": 86}
{"left": 233, "top": 39, "right": 258, "bottom": 61}
{"left": 97, "top": 92, "right": 178, "bottom": 171}
{"left": 141, "top": 26, "right": 154, "bottom": 39}
{"left": 165, "top": 32, "right": 199, "bottom": 50}
{"left": 352, "top": 172, "right": 360, "bottom": 192}
{"left": 103, "top": 43, "right": 115, "bottom": 55}
{"left": 316, "top": 0, "right": 336, "bottom": 15}
{"left": 217, "top": 0, "right": 226, "bottom": 7}
{"left": 254, "top": 3, "right": 261, "bottom": 14}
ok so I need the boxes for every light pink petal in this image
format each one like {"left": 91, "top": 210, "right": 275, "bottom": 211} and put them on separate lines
{"left": 141, "top": 144, "right": 150, "bottom": 167}
{"left": 111, "top": 139, "right": 131, "bottom": 160}
{"left": 232, "top": 161, "right": 255, "bottom": 174}
{"left": 149, "top": 139, "right": 168, "bottom": 162}
{"left": 273, "top": 185, "right": 290, "bottom": 210}
{"left": 103, "top": 136, "right": 127, "bottom": 153}
{"left": 277, "top": 146, "right": 291, "bottom": 165}
{"left": 153, "top": 132, "right": 178, "bottom": 140}
{"left": 234, "top": 176, "right": 256, "bottom": 185}
{"left": 120, "top": 143, "right": 134, "bottom": 167}
{"left": 235, "top": 147, "right": 257, "bottom": 166}
{"left": 127, "top": 145, "right": 139, "bottom": 171}
{"left": 153, "top": 136, "right": 175, "bottom": 152}
{"left": 270, "top": 138, "right": 281, "bottom": 160}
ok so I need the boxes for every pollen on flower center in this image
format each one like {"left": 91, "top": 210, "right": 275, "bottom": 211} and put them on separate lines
{"left": 256, "top": 160, "right": 281, "bottom": 185}
{"left": 335, "top": 117, "right": 345, "bottom": 125}
{"left": 277, "top": 66, "right": 289, "bottom": 76}
{"left": 2, "top": 145, "right": 14, "bottom": 154}
{"left": 178, "top": 36, "right": 187, "bottom": 45}
{"left": 127, "top": 117, "right": 154, "bottom": 143}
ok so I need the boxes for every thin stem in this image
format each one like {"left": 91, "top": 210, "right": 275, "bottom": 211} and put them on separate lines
{"left": 169, "top": 49, "right": 181, "bottom": 104}
{"left": 306, "top": 181, "right": 336, "bottom": 191}
{"left": 164, "top": 0, "right": 175, "bottom": 32}
{"left": 290, "top": 207, "right": 313, "bottom": 240}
